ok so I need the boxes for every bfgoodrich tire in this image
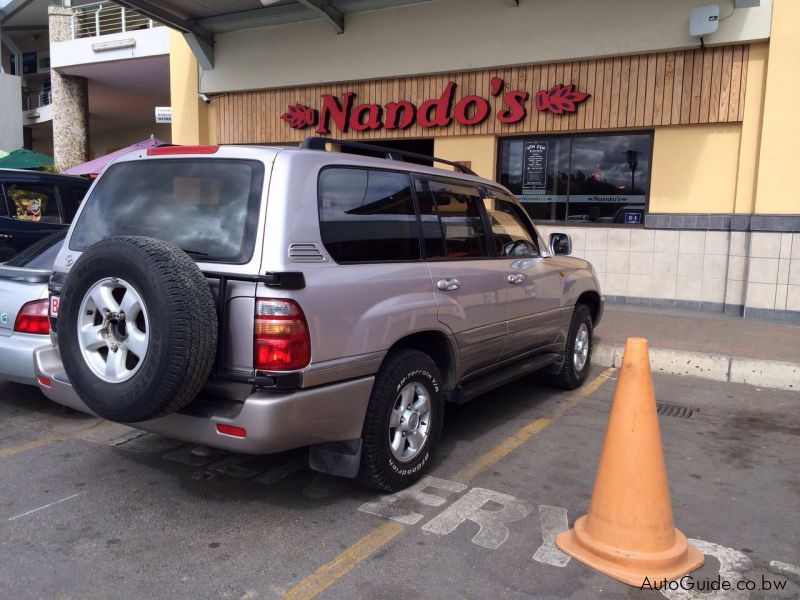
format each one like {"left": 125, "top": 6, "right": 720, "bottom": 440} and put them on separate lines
{"left": 58, "top": 236, "right": 217, "bottom": 423}
{"left": 358, "top": 349, "right": 444, "bottom": 492}
{"left": 546, "top": 303, "right": 593, "bottom": 390}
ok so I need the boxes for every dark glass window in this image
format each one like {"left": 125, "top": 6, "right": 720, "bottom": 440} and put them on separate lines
{"left": 498, "top": 132, "right": 651, "bottom": 225}
{"left": 416, "top": 178, "right": 488, "bottom": 259}
{"left": 6, "top": 230, "right": 66, "bottom": 269}
{"left": 4, "top": 183, "right": 62, "bottom": 224}
{"left": 60, "top": 183, "right": 90, "bottom": 223}
{"left": 70, "top": 159, "right": 264, "bottom": 264}
{"left": 481, "top": 188, "right": 538, "bottom": 258}
{"left": 318, "top": 168, "right": 420, "bottom": 263}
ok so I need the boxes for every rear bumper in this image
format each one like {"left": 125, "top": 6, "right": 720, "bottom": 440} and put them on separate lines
{"left": 0, "top": 332, "right": 49, "bottom": 386}
{"left": 33, "top": 345, "right": 375, "bottom": 454}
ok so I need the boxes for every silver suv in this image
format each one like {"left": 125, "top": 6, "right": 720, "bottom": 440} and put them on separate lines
{"left": 34, "top": 138, "right": 603, "bottom": 491}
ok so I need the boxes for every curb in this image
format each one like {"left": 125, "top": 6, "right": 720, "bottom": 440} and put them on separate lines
{"left": 593, "top": 342, "right": 799, "bottom": 392}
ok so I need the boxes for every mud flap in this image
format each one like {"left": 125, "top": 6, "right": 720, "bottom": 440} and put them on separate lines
{"left": 309, "top": 438, "right": 363, "bottom": 478}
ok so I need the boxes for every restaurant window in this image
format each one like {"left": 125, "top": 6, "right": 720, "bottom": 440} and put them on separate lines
{"left": 498, "top": 132, "right": 652, "bottom": 225}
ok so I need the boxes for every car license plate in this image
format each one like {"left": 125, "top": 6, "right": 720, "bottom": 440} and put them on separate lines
{"left": 50, "top": 295, "right": 60, "bottom": 318}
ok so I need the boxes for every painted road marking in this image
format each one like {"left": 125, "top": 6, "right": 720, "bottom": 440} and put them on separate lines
{"left": 7, "top": 492, "right": 82, "bottom": 522}
{"left": 0, "top": 421, "right": 105, "bottom": 460}
{"left": 359, "top": 476, "right": 467, "bottom": 525}
{"left": 282, "top": 367, "right": 615, "bottom": 600}
{"left": 769, "top": 560, "right": 800, "bottom": 582}
{"left": 282, "top": 522, "right": 405, "bottom": 600}
{"left": 532, "top": 505, "right": 571, "bottom": 567}
{"left": 421, "top": 487, "right": 532, "bottom": 549}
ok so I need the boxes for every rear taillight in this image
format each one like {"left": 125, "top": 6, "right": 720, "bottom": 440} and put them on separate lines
{"left": 14, "top": 299, "right": 49, "bottom": 335}
{"left": 254, "top": 299, "right": 310, "bottom": 371}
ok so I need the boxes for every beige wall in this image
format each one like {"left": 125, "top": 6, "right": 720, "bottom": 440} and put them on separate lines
{"left": 433, "top": 136, "right": 497, "bottom": 181}
{"left": 649, "top": 124, "right": 742, "bottom": 214}
{"left": 169, "top": 31, "right": 210, "bottom": 145}
{"left": 201, "top": 0, "right": 772, "bottom": 94}
{"left": 754, "top": 0, "right": 799, "bottom": 214}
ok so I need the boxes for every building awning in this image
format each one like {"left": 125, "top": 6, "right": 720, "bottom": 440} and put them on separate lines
{"left": 111, "top": 0, "right": 431, "bottom": 70}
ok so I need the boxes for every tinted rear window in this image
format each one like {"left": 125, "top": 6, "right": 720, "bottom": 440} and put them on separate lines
{"left": 69, "top": 159, "right": 264, "bottom": 263}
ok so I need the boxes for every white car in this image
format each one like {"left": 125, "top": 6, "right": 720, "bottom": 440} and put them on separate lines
{"left": 0, "top": 231, "right": 63, "bottom": 385}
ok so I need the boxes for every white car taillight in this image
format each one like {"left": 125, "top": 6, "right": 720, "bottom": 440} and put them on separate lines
{"left": 14, "top": 299, "right": 50, "bottom": 335}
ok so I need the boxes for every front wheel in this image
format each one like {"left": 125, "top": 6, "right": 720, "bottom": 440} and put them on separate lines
{"left": 547, "top": 303, "right": 593, "bottom": 390}
{"left": 358, "top": 349, "right": 444, "bottom": 492}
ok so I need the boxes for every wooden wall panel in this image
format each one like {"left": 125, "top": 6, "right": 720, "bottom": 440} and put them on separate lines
{"left": 217, "top": 45, "right": 750, "bottom": 144}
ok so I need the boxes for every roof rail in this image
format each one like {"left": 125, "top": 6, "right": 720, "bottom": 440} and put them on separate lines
{"left": 300, "top": 136, "right": 479, "bottom": 177}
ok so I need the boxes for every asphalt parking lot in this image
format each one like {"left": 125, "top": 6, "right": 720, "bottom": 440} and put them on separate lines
{"left": 1, "top": 369, "right": 798, "bottom": 599}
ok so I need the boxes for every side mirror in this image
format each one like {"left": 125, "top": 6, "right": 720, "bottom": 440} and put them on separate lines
{"left": 549, "top": 232, "right": 572, "bottom": 256}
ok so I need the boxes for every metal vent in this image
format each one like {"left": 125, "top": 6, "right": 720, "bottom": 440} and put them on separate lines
{"left": 288, "top": 243, "right": 325, "bottom": 263}
{"left": 656, "top": 402, "right": 697, "bottom": 419}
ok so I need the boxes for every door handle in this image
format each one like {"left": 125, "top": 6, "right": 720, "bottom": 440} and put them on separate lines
{"left": 437, "top": 278, "right": 461, "bottom": 291}
{"left": 507, "top": 273, "right": 525, "bottom": 284}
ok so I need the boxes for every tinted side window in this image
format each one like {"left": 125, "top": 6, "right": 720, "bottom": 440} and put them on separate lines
{"left": 4, "top": 183, "right": 61, "bottom": 223}
{"left": 0, "top": 185, "right": 8, "bottom": 217}
{"left": 416, "top": 178, "right": 488, "bottom": 259}
{"left": 60, "top": 184, "right": 89, "bottom": 222}
{"left": 482, "top": 189, "right": 539, "bottom": 257}
{"left": 318, "top": 168, "right": 420, "bottom": 263}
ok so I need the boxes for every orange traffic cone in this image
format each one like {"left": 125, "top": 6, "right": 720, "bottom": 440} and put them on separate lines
{"left": 555, "top": 337, "right": 704, "bottom": 587}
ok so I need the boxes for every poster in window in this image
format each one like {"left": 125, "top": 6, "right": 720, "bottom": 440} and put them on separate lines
{"left": 522, "top": 141, "right": 548, "bottom": 195}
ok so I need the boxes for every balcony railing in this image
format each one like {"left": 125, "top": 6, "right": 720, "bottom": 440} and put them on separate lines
{"left": 23, "top": 89, "right": 52, "bottom": 111}
{"left": 71, "top": 2, "right": 162, "bottom": 39}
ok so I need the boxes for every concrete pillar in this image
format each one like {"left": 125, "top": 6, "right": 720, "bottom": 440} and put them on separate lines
{"left": 49, "top": 5, "right": 89, "bottom": 171}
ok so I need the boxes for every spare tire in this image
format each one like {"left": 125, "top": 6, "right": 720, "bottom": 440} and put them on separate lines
{"left": 58, "top": 236, "right": 218, "bottom": 423}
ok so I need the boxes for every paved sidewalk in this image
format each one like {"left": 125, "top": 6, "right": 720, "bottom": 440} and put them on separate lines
{"left": 594, "top": 305, "right": 800, "bottom": 391}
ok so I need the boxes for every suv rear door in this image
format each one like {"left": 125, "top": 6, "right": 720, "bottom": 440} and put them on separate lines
{"left": 415, "top": 176, "right": 507, "bottom": 378}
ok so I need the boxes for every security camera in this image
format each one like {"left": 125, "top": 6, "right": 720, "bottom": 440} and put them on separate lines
{"left": 198, "top": 93, "right": 211, "bottom": 104}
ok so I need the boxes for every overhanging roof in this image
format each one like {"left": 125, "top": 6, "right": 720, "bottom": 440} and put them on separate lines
{"left": 111, "top": 0, "right": 432, "bottom": 70}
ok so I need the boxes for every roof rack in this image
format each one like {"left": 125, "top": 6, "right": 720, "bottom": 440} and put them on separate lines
{"left": 300, "top": 136, "right": 479, "bottom": 177}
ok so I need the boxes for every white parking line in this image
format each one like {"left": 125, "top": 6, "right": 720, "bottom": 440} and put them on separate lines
{"left": 7, "top": 493, "right": 82, "bottom": 522}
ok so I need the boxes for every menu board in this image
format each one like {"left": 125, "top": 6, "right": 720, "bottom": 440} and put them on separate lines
{"left": 522, "top": 141, "right": 548, "bottom": 195}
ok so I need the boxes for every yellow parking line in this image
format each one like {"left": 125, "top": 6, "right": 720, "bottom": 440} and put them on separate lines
{"left": 281, "top": 367, "right": 615, "bottom": 600}
{"left": 0, "top": 420, "right": 103, "bottom": 460}
{"left": 282, "top": 522, "right": 406, "bottom": 600}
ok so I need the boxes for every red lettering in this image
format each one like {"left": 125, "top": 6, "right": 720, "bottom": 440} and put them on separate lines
{"left": 385, "top": 101, "right": 417, "bottom": 130}
{"left": 350, "top": 103, "right": 383, "bottom": 131}
{"left": 316, "top": 92, "right": 355, "bottom": 134}
{"left": 417, "top": 81, "right": 456, "bottom": 127}
{"left": 497, "top": 90, "right": 528, "bottom": 124}
{"left": 454, "top": 95, "right": 490, "bottom": 126}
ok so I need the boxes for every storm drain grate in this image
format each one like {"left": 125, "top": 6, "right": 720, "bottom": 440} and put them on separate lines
{"left": 656, "top": 401, "right": 698, "bottom": 419}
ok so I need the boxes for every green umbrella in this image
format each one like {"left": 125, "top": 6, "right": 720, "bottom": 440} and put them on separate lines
{"left": 0, "top": 148, "right": 55, "bottom": 170}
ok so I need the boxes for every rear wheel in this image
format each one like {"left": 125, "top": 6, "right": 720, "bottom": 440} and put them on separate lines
{"left": 358, "top": 349, "right": 444, "bottom": 492}
{"left": 547, "top": 303, "right": 593, "bottom": 390}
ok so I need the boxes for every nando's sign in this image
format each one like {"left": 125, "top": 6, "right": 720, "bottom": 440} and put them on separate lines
{"left": 281, "top": 76, "right": 590, "bottom": 134}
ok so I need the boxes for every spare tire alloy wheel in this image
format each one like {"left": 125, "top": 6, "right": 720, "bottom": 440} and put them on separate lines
{"left": 59, "top": 236, "right": 218, "bottom": 423}
{"left": 78, "top": 278, "right": 149, "bottom": 383}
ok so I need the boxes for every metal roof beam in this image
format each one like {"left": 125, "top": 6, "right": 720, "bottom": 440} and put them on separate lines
{"left": 296, "top": 0, "right": 344, "bottom": 33}
{"left": 112, "top": 0, "right": 215, "bottom": 67}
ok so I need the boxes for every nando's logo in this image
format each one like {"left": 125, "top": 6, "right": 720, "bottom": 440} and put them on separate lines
{"left": 281, "top": 76, "right": 590, "bottom": 134}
